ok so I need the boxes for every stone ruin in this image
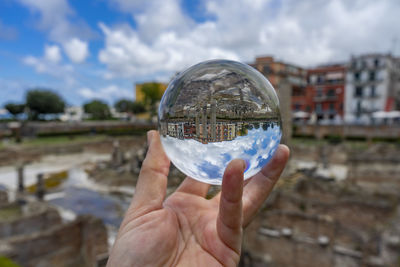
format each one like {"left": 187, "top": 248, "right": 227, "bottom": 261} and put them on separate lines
{"left": 242, "top": 177, "right": 400, "bottom": 267}
{"left": 0, "top": 170, "right": 108, "bottom": 267}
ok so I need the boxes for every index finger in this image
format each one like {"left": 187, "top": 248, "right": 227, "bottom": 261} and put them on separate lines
{"left": 216, "top": 159, "right": 246, "bottom": 254}
{"left": 242, "top": 144, "right": 289, "bottom": 226}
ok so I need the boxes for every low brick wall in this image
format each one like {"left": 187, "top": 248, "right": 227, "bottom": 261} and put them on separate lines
{"left": 294, "top": 124, "right": 400, "bottom": 140}
{"left": 19, "top": 121, "right": 156, "bottom": 137}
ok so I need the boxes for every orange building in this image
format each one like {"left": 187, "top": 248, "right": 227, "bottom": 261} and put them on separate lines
{"left": 307, "top": 64, "right": 346, "bottom": 121}
{"left": 249, "top": 56, "right": 308, "bottom": 113}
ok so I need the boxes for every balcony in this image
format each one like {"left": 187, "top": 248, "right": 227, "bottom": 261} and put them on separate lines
{"left": 353, "top": 94, "right": 380, "bottom": 99}
{"left": 315, "top": 109, "right": 337, "bottom": 116}
{"left": 313, "top": 95, "right": 337, "bottom": 102}
{"left": 348, "top": 78, "right": 383, "bottom": 86}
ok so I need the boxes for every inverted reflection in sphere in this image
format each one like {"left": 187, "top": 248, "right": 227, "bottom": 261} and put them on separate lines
{"left": 158, "top": 59, "right": 282, "bottom": 185}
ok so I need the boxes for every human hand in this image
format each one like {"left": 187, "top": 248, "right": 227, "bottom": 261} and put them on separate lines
{"left": 107, "top": 130, "right": 289, "bottom": 267}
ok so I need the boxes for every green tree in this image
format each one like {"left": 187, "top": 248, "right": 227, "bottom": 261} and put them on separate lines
{"left": 114, "top": 99, "right": 134, "bottom": 113}
{"left": 141, "top": 83, "right": 164, "bottom": 116}
{"left": 142, "top": 83, "right": 163, "bottom": 106}
{"left": 131, "top": 101, "right": 146, "bottom": 114}
{"left": 114, "top": 99, "right": 146, "bottom": 114}
{"left": 26, "top": 89, "right": 65, "bottom": 120}
{"left": 4, "top": 103, "right": 25, "bottom": 118}
{"left": 83, "top": 100, "right": 111, "bottom": 120}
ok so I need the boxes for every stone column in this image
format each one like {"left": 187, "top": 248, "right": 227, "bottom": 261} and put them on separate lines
{"left": 321, "top": 145, "right": 329, "bottom": 169}
{"left": 17, "top": 165, "right": 24, "bottom": 193}
{"left": 211, "top": 99, "right": 217, "bottom": 141}
{"left": 195, "top": 109, "right": 200, "bottom": 139}
{"left": 111, "top": 140, "right": 123, "bottom": 167}
{"left": 276, "top": 78, "right": 292, "bottom": 145}
{"left": 36, "top": 173, "right": 45, "bottom": 201}
{"left": 201, "top": 106, "right": 208, "bottom": 142}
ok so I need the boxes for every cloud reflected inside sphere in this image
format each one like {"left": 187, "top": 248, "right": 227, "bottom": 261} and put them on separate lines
{"left": 158, "top": 59, "right": 282, "bottom": 185}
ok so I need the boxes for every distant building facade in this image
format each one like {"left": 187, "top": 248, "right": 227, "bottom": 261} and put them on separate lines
{"left": 345, "top": 54, "right": 400, "bottom": 124}
{"left": 249, "top": 56, "right": 308, "bottom": 112}
{"left": 60, "top": 106, "right": 85, "bottom": 122}
{"left": 250, "top": 54, "right": 400, "bottom": 125}
{"left": 394, "top": 57, "right": 400, "bottom": 110}
{"left": 249, "top": 56, "right": 304, "bottom": 140}
{"left": 307, "top": 64, "right": 346, "bottom": 123}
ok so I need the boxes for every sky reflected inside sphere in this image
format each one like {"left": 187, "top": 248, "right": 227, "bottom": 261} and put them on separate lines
{"left": 158, "top": 59, "right": 282, "bottom": 185}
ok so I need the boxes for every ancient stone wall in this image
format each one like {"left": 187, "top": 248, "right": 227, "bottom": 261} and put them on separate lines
{"left": 243, "top": 177, "right": 400, "bottom": 267}
{"left": 0, "top": 203, "right": 61, "bottom": 239}
{"left": 0, "top": 190, "right": 7, "bottom": 206}
{"left": 3, "top": 215, "right": 107, "bottom": 267}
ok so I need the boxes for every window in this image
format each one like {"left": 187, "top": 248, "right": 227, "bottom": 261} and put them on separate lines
{"left": 294, "top": 103, "right": 301, "bottom": 111}
{"left": 262, "top": 65, "right": 271, "bottom": 74}
{"left": 327, "top": 89, "right": 335, "bottom": 97}
{"left": 361, "top": 60, "right": 367, "bottom": 68}
{"left": 316, "top": 103, "right": 322, "bottom": 112}
{"left": 316, "top": 87, "right": 323, "bottom": 97}
{"left": 369, "top": 71, "right": 375, "bottom": 81}
{"left": 292, "top": 86, "right": 305, "bottom": 96}
{"left": 370, "top": 86, "right": 376, "bottom": 97}
{"left": 374, "top": 58, "right": 379, "bottom": 67}
{"left": 354, "top": 72, "right": 361, "bottom": 81}
{"left": 356, "top": 101, "right": 362, "bottom": 115}
{"left": 329, "top": 103, "right": 335, "bottom": 111}
{"left": 310, "top": 75, "right": 317, "bottom": 84}
{"left": 355, "top": 86, "right": 363, "bottom": 97}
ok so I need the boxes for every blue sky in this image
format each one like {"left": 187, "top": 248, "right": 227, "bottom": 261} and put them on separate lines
{"left": 1, "top": 0, "right": 399, "bottom": 107}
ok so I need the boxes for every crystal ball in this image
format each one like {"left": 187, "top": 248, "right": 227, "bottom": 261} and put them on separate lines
{"left": 158, "top": 59, "right": 282, "bottom": 185}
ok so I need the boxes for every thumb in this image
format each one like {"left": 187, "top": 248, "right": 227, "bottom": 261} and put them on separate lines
{"left": 130, "top": 131, "right": 170, "bottom": 216}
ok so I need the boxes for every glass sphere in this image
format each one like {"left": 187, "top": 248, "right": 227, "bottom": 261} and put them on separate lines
{"left": 158, "top": 59, "right": 282, "bottom": 185}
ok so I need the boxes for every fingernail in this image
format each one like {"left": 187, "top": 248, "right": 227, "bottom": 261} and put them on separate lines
{"left": 241, "top": 159, "right": 247, "bottom": 171}
{"left": 147, "top": 131, "right": 153, "bottom": 145}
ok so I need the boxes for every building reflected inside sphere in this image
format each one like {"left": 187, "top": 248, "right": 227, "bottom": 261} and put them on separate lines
{"left": 158, "top": 59, "right": 282, "bottom": 185}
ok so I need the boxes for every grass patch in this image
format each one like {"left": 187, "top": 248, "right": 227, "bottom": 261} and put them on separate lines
{"left": 104, "top": 128, "right": 149, "bottom": 136}
{"left": 0, "top": 257, "right": 21, "bottom": 267}
{"left": 291, "top": 137, "right": 326, "bottom": 147}
{"left": 0, "top": 205, "right": 22, "bottom": 221}
{"left": 21, "top": 135, "right": 108, "bottom": 148}
{"left": 26, "top": 170, "right": 68, "bottom": 193}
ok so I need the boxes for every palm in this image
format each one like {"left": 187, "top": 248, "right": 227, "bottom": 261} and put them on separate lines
{"left": 107, "top": 131, "right": 289, "bottom": 267}
{"left": 163, "top": 192, "right": 240, "bottom": 266}
{"left": 113, "top": 192, "right": 240, "bottom": 267}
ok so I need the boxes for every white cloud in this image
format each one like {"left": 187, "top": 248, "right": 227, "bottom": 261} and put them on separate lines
{"left": 44, "top": 44, "right": 62, "bottom": 63}
{"left": 23, "top": 44, "right": 75, "bottom": 85}
{"left": 17, "top": 0, "right": 95, "bottom": 43}
{"left": 98, "top": 22, "right": 238, "bottom": 79}
{"left": 63, "top": 38, "right": 89, "bottom": 63}
{"left": 161, "top": 126, "right": 281, "bottom": 184}
{"left": 78, "top": 85, "right": 133, "bottom": 102}
{"left": 17, "top": 0, "right": 94, "bottom": 64}
{"left": 100, "top": 0, "right": 400, "bottom": 81}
